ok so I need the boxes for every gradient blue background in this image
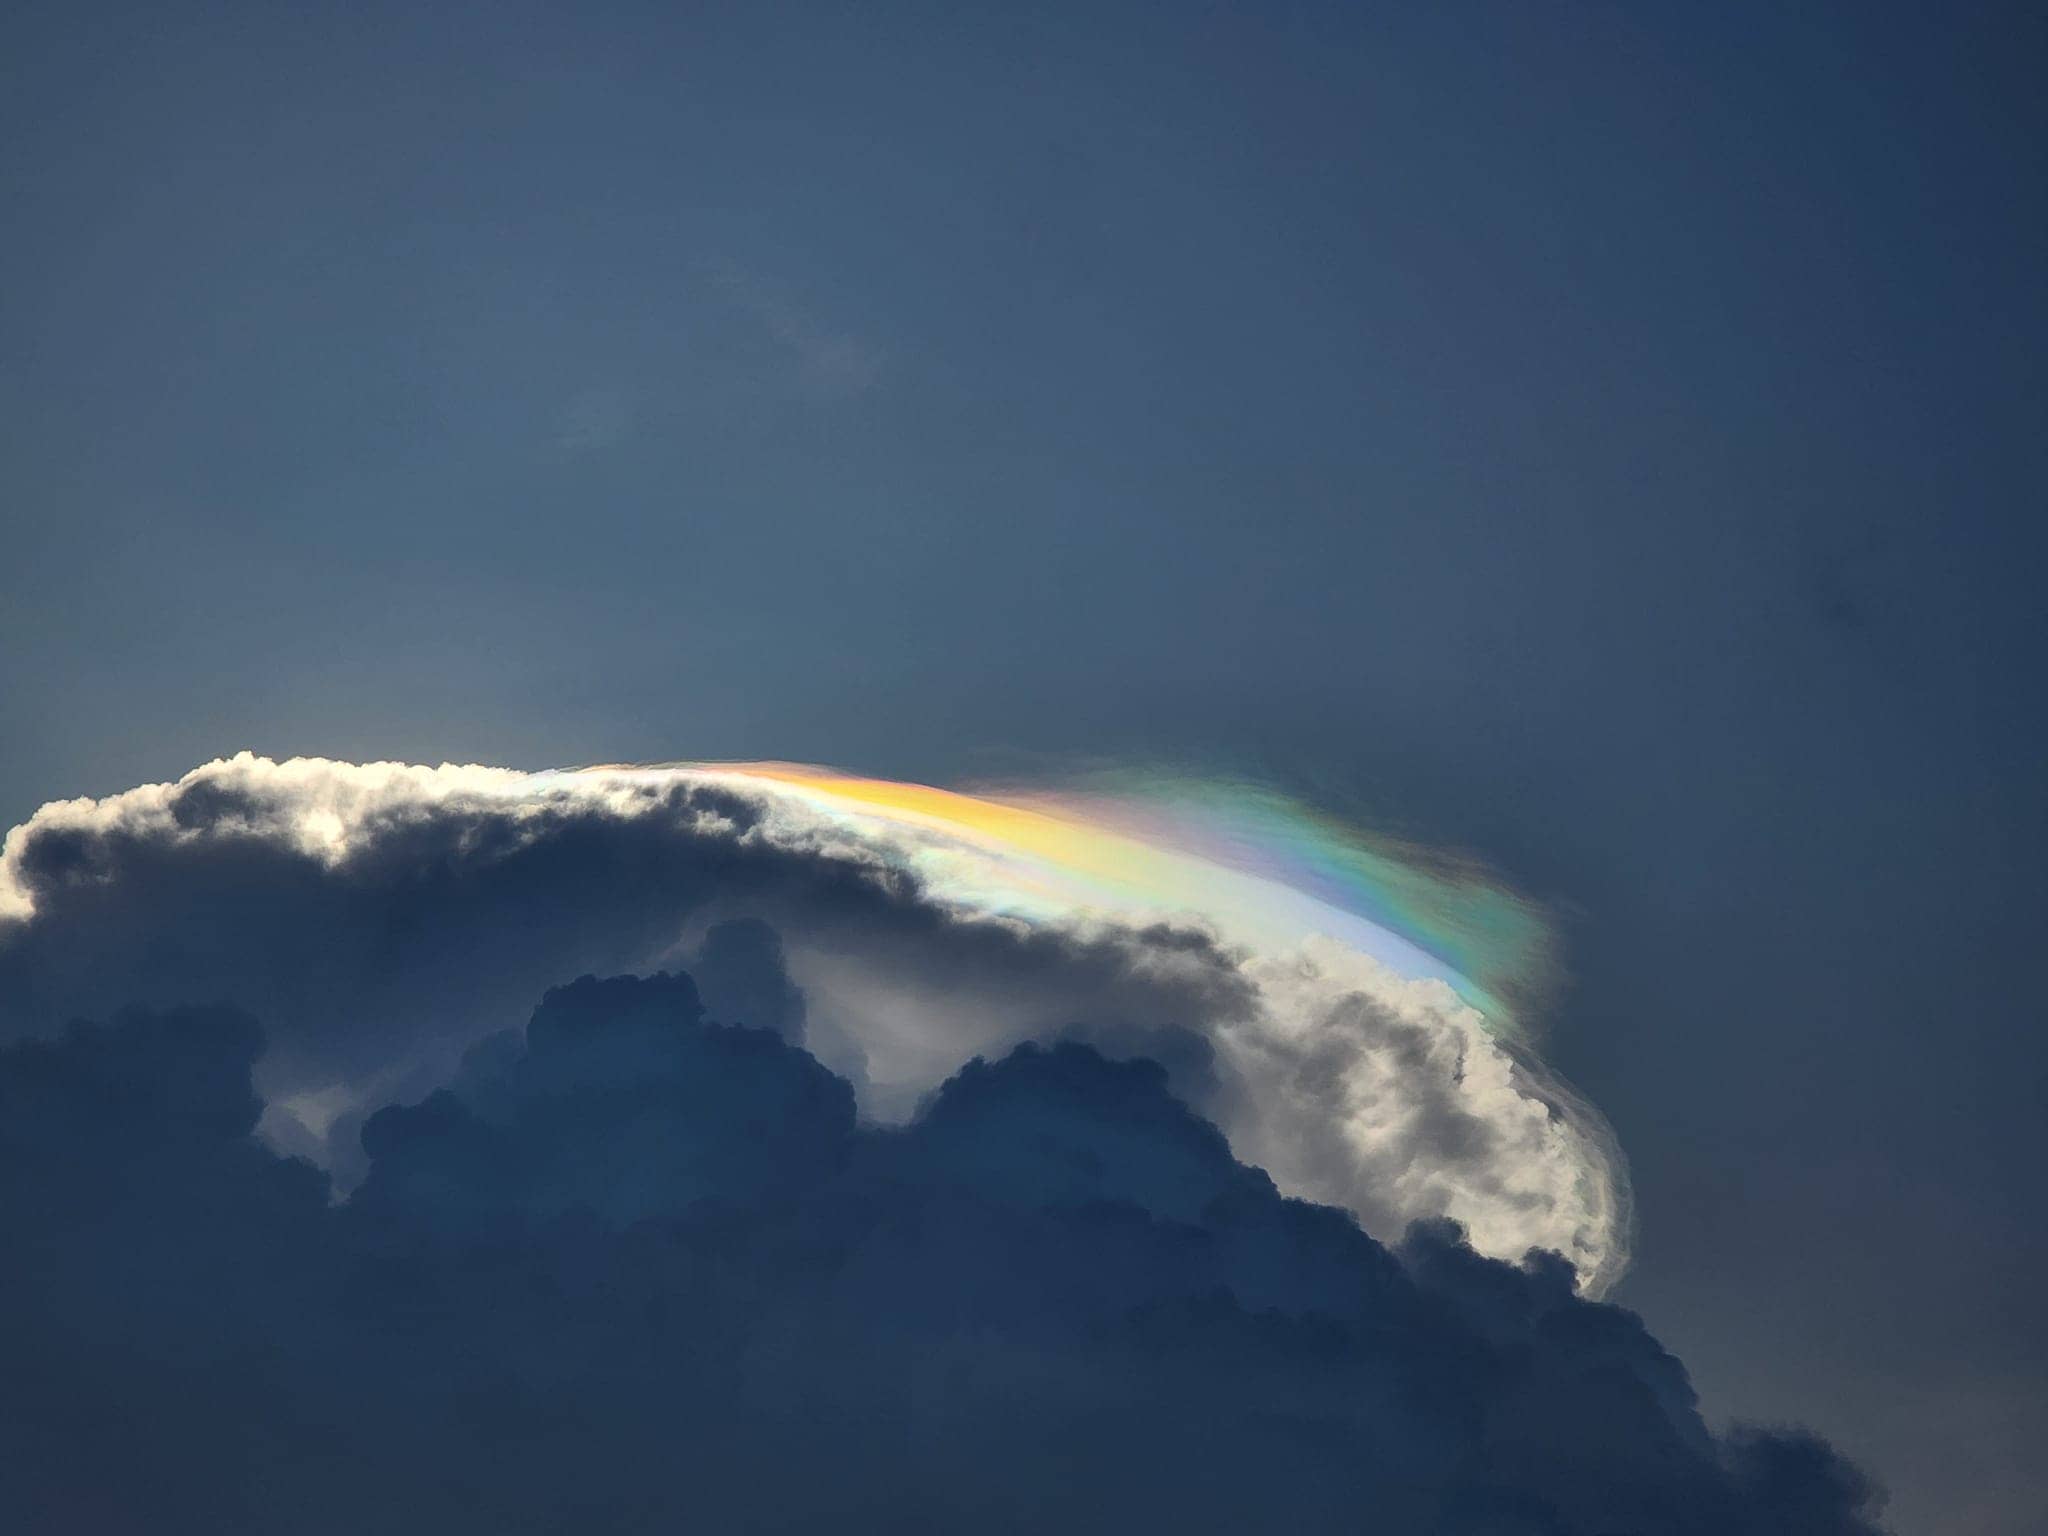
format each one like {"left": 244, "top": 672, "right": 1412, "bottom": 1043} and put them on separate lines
{"left": 3, "top": 5, "right": 2042, "bottom": 1528}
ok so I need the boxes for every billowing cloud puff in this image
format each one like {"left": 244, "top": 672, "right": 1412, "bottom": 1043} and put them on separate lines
{"left": 0, "top": 977, "right": 1882, "bottom": 1534}
{"left": 0, "top": 754, "right": 1627, "bottom": 1290}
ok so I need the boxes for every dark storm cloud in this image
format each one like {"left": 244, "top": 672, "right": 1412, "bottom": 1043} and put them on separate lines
{"left": 0, "top": 973, "right": 1884, "bottom": 1535}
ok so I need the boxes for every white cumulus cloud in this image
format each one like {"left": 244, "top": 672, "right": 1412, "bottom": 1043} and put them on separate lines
{"left": 0, "top": 753, "right": 1630, "bottom": 1291}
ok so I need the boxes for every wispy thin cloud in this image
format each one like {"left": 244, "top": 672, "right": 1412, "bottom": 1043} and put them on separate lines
{"left": 553, "top": 386, "right": 635, "bottom": 455}
{"left": 704, "top": 259, "right": 886, "bottom": 399}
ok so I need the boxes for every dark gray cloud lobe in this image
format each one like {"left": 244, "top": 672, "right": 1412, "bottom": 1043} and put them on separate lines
{"left": 0, "top": 973, "right": 1884, "bottom": 1534}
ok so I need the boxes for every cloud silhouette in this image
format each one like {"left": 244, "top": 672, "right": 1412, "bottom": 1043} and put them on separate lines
{"left": 0, "top": 974, "right": 1883, "bottom": 1534}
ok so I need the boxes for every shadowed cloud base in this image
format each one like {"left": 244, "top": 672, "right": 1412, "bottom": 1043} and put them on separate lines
{"left": 0, "top": 969, "right": 1880, "bottom": 1535}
